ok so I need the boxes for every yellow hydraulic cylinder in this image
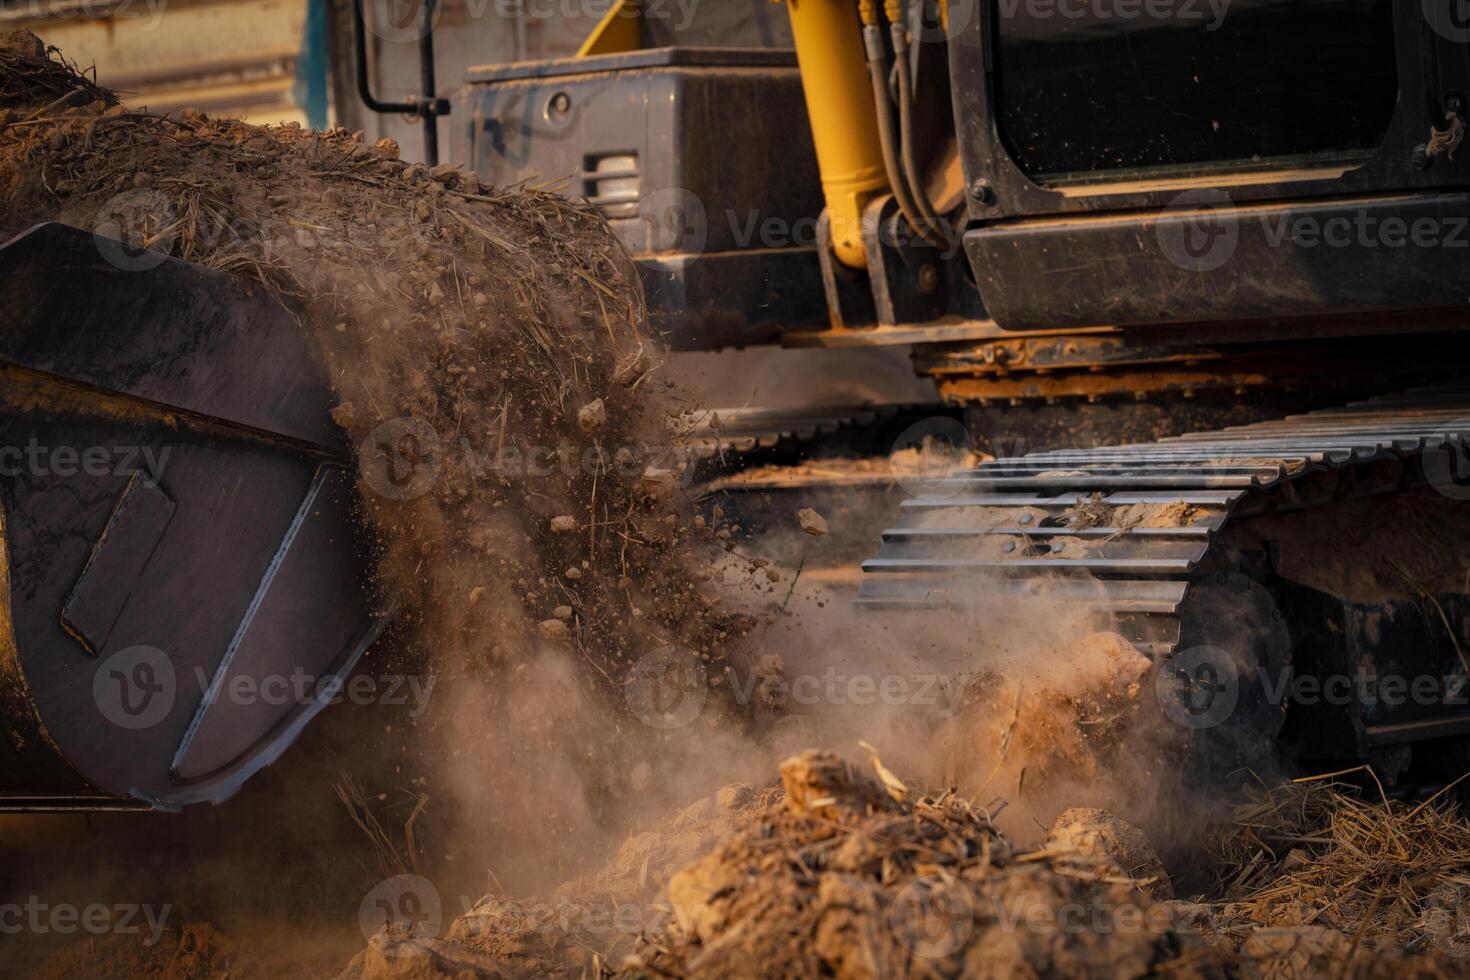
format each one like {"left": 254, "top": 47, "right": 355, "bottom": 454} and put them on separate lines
{"left": 577, "top": 0, "right": 641, "bottom": 58}
{"left": 784, "top": 0, "right": 891, "bottom": 269}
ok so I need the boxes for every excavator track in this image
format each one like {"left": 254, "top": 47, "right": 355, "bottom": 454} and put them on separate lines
{"left": 859, "top": 386, "right": 1470, "bottom": 772}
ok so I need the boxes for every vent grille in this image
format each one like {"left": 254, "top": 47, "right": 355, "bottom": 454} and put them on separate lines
{"left": 583, "top": 153, "right": 641, "bottom": 221}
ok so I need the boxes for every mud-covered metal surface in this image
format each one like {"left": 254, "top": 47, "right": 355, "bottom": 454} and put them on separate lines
{"left": 0, "top": 223, "right": 381, "bottom": 810}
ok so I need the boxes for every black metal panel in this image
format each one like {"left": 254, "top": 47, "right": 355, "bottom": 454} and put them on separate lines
{"left": 640, "top": 248, "right": 826, "bottom": 348}
{"left": 170, "top": 466, "right": 379, "bottom": 792}
{"left": 455, "top": 48, "right": 827, "bottom": 349}
{"left": 0, "top": 224, "right": 381, "bottom": 810}
{"left": 60, "top": 475, "right": 176, "bottom": 657}
{"left": 967, "top": 193, "right": 1470, "bottom": 328}
{"left": 949, "top": 1, "right": 1470, "bottom": 222}
{"left": 0, "top": 223, "right": 346, "bottom": 452}
{"left": 947, "top": 1, "right": 1470, "bottom": 333}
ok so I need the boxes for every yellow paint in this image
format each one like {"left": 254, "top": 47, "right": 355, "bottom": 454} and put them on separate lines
{"left": 784, "top": 0, "right": 890, "bottom": 269}
{"left": 577, "top": 0, "right": 642, "bottom": 58}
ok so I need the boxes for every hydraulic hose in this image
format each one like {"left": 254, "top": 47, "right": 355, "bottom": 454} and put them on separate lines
{"left": 890, "top": 18, "right": 953, "bottom": 250}
{"left": 862, "top": 21, "right": 945, "bottom": 249}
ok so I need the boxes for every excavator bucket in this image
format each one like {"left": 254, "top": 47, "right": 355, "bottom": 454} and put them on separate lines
{"left": 0, "top": 222, "right": 382, "bottom": 811}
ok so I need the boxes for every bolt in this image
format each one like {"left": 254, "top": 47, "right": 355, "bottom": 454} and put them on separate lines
{"left": 916, "top": 263, "right": 939, "bottom": 295}
{"left": 969, "top": 179, "right": 996, "bottom": 207}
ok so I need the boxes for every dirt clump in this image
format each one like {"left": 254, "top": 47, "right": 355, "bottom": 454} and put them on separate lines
{"left": 1062, "top": 495, "right": 1202, "bottom": 533}
{"left": 777, "top": 749, "right": 903, "bottom": 820}
{"left": 1046, "top": 807, "right": 1174, "bottom": 900}
{"left": 1065, "top": 492, "right": 1114, "bottom": 530}
{"left": 938, "top": 631, "right": 1156, "bottom": 801}
{"left": 797, "top": 507, "right": 829, "bottom": 537}
{"left": 1112, "top": 499, "right": 1201, "bottom": 529}
{"left": 629, "top": 750, "right": 1203, "bottom": 980}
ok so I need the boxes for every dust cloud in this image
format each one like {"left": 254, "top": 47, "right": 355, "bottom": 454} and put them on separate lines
{"left": 3, "top": 32, "right": 1222, "bottom": 978}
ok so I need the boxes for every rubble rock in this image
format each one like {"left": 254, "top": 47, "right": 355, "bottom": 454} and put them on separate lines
{"left": 576, "top": 398, "right": 606, "bottom": 433}
{"left": 779, "top": 750, "right": 902, "bottom": 821}
{"left": 797, "top": 508, "right": 829, "bottom": 537}
{"left": 1046, "top": 807, "right": 1174, "bottom": 900}
{"left": 537, "top": 619, "right": 569, "bottom": 640}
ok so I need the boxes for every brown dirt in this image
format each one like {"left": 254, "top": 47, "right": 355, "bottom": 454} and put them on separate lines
{"left": 334, "top": 752, "right": 1470, "bottom": 980}
{"left": 347, "top": 750, "right": 1202, "bottom": 980}
{"left": 335, "top": 782, "right": 780, "bottom": 979}
{"left": 936, "top": 631, "right": 1156, "bottom": 804}
{"left": 1065, "top": 495, "right": 1202, "bottom": 532}
{"left": 29, "top": 923, "right": 248, "bottom": 980}
{"left": 1047, "top": 807, "right": 1175, "bottom": 901}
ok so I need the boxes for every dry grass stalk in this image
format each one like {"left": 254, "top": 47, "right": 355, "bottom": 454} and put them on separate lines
{"left": 1210, "top": 777, "right": 1470, "bottom": 954}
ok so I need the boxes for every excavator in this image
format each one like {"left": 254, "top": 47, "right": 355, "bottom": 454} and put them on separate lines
{"left": 5, "top": 0, "right": 1470, "bottom": 809}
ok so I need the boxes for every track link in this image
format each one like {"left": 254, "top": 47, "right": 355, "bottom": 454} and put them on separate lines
{"left": 859, "top": 385, "right": 1470, "bottom": 659}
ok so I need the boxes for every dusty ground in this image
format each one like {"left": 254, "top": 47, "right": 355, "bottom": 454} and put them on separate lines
{"left": 332, "top": 752, "right": 1470, "bottom": 980}
{"left": 5, "top": 30, "right": 1470, "bottom": 980}
{"left": 50, "top": 751, "right": 1460, "bottom": 979}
